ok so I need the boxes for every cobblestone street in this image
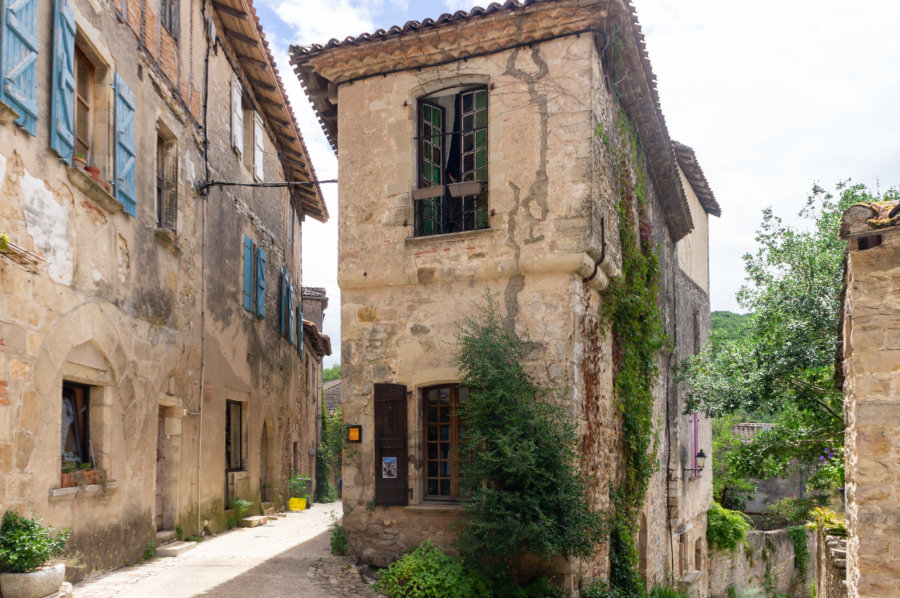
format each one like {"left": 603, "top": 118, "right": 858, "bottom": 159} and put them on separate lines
{"left": 74, "top": 502, "right": 378, "bottom": 598}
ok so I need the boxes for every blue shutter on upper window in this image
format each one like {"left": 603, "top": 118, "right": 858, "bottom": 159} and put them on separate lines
{"left": 242, "top": 236, "right": 253, "bottom": 311}
{"left": 256, "top": 247, "right": 266, "bottom": 318}
{"left": 297, "top": 308, "right": 303, "bottom": 359}
{"left": 280, "top": 265, "right": 287, "bottom": 336}
{"left": 114, "top": 73, "right": 137, "bottom": 216}
{"left": 1, "top": 0, "right": 40, "bottom": 135}
{"left": 50, "top": 0, "right": 75, "bottom": 162}
{"left": 287, "top": 284, "right": 296, "bottom": 345}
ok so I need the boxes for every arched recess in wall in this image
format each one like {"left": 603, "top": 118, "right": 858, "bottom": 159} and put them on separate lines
{"left": 259, "top": 410, "right": 278, "bottom": 503}
{"left": 30, "top": 303, "right": 133, "bottom": 490}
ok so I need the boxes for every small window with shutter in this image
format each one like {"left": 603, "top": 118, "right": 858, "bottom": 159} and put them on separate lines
{"left": 374, "top": 383, "right": 408, "bottom": 506}
{"left": 253, "top": 112, "right": 265, "bottom": 181}
{"left": 156, "top": 129, "right": 177, "bottom": 232}
{"left": 231, "top": 77, "right": 244, "bottom": 157}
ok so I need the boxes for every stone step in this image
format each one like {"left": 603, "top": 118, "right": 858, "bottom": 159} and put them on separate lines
{"left": 157, "top": 541, "right": 197, "bottom": 558}
{"left": 241, "top": 515, "right": 268, "bottom": 528}
{"left": 156, "top": 529, "right": 177, "bottom": 546}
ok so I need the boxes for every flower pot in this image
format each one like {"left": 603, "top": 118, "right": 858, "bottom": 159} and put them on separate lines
{"left": 288, "top": 497, "right": 306, "bottom": 511}
{"left": 60, "top": 473, "right": 75, "bottom": 488}
{"left": 72, "top": 158, "right": 86, "bottom": 170}
{"left": 0, "top": 563, "right": 65, "bottom": 598}
{"left": 84, "top": 166, "right": 102, "bottom": 183}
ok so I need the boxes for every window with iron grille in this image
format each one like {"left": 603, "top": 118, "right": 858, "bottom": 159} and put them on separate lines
{"left": 414, "top": 86, "right": 488, "bottom": 237}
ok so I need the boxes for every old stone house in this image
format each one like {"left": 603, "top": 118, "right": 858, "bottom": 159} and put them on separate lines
{"left": 837, "top": 200, "right": 900, "bottom": 598}
{"left": 0, "top": 0, "right": 328, "bottom": 578}
{"left": 291, "top": 0, "right": 718, "bottom": 593}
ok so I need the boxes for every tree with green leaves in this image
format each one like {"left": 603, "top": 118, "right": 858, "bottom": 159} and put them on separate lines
{"left": 680, "top": 182, "right": 898, "bottom": 485}
{"left": 454, "top": 294, "right": 605, "bottom": 579}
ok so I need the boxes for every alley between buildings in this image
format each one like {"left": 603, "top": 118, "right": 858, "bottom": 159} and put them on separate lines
{"left": 74, "top": 502, "right": 375, "bottom": 598}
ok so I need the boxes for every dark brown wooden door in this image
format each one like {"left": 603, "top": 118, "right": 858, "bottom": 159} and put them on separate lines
{"left": 374, "top": 383, "right": 408, "bottom": 506}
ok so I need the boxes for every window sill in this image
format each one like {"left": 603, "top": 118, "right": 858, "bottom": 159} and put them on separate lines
{"left": 48, "top": 480, "right": 119, "bottom": 502}
{"left": 155, "top": 228, "right": 180, "bottom": 254}
{"left": 67, "top": 166, "right": 122, "bottom": 215}
{"left": 405, "top": 228, "right": 493, "bottom": 247}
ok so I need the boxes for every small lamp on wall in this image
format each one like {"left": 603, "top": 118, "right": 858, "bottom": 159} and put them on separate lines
{"left": 696, "top": 449, "right": 707, "bottom": 472}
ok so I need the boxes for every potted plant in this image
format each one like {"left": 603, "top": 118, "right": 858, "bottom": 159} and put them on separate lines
{"left": 60, "top": 453, "right": 79, "bottom": 489}
{"left": 84, "top": 164, "right": 102, "bottom": 183}
{"left": 0, "top": 511, "right": 70, "bottom": 598}
{"left": 288, "top": 474, "right": 312, "bottom": 511}
{"left": 72, "top": 153, "right": 86, "bottom": 170}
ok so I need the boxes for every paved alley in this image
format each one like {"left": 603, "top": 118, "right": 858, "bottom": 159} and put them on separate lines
{"left": 74, "top": 502, "right": 378, "bottom": 598}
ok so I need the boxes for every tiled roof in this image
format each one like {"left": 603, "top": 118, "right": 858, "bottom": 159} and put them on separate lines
{"left": 212, "top": 0, "right": 328, "bottom": 222}
{"left": 673, "top": 142, "right": 721, "bottom": 217}
{"left": 840, "top": 199, "right": 900, "bottom": 238}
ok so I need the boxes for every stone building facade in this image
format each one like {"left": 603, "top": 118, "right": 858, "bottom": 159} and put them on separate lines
{"left": 291, "top": 0, "right": 717, "bottom": 592}
{"left": 837, "top": 200, "right": 900, "bottom": 598}
{"left": 0, "top": 0, "right": 328, "bottom": 578}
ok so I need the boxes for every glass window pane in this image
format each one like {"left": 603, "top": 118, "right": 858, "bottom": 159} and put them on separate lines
{"left": 434, "top": 110, "right": 441, "bottom": 127}
{"left": 428, "top": 406, "right": 438, "bottom": 423}
{"left": 463, "top": 133, "right": 474, "bottom": 153}
{"left": 464, "top": 213, "right": 474, "bottom": 230}
{"left": 476, "top": 110, "right": 487, "bottom": 128}
{"left": 433, "top": 169, "right": 441, "bottom": 184}
{"left": 476, "top": 168, "right": 487, "bottom": 182}
{"left": 440, "top": 480, "right": 450, "bottom": 495}
{"left": 428, "top": 425, "right": 437, "bottom": 441}
{"left": 424, "top": 123, "right": 431, "bottom": 138}
{"left": 424, "top": 105, "right": 432, "bottom": 120}
{"left": 462, "top": 92, "right": 473, "bottom": 113}
{"left": 432, "top": 146, "right": 441, "bottom": 164}
{"left": 463, "top": 154, "right": 474, "bottom": 172}
{"left": 423, "top": 163, "right": 432, "bottom": 181}
{"left": 476, "top": 149, "right": 487, "bottom": 168}
{"left": 475, "top": 90, "right": 487, "bottom": 109}
{"left": 463, "top": 114, "right": 474, "bottom": 131}
{"left": 428, "top": 479, "right": 438, "bottom": 495}
{"left": 440, "top": 461, "right": 450, "bottom": 476}
{"left": 440, "top": 388, "right": 450, "bottom": 402}
{"left": 440, "top": 426, "right": 450, "bottom": 441}
{"left": 428, "top": 444, "right": 437, "bottom": 459}
{"left": 428, "top": 461, "right": 438, "bottom": 477}
{"left": 464, "top": 196, "right": 474, "bottom": 211}
{"left": 476, "top": 129, "right": 487, "bottom": 148}
{"left": 440, "top": 444, "right": 449, "bottom": 460}
{"left": 440, "top": 406, "right": 450, "bottom": 423}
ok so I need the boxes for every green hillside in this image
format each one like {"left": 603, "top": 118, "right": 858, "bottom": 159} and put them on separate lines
{"left": 710, "top": 311, "right": 750, "bottom": 341}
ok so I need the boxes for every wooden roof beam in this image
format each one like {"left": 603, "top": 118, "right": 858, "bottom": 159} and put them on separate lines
{"left": 212, "top": 1, "right": 247, "bottom": 19}
{"left": 224, "top": 27, "right": 260, "bottom": 47}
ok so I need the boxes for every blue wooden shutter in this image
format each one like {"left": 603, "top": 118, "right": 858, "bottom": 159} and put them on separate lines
{"left": 255, "top": 247, "right": 266, "bottom": 318}
{"left": 287, "top": 284, "right": 296, "bottom": 345}
{"left": 1, "top": 0, "right": 40, "bottom": 135}
{"left": 50, "top": 0, "right": 75, "bottom": 162}
{"left": 114, "top": 73, "right": 137, "bottom": 216}
{"left": 242, "top": 236, "right": 253, "bottom": 311}
{"left": 297, "top": 308, "right": 303, "bottom": 358}
{"left": 280, "top": 265, "right": 287, "bottom": 336}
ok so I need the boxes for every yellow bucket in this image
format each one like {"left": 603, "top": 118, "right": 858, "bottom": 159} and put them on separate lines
{"left": 289, "top": 497, "right": 307, "bottom": 511}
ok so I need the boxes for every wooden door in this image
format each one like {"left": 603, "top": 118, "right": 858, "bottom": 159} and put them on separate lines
{"left": 374, "top": 383, "right": 407, "bottom": 506}
{"left": 156, "top": 408, "right": 165, "bottom": 530}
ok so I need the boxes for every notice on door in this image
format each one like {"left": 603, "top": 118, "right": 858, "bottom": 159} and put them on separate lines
{"left": 382, "top": 456, "right": 398, "bottom": 479}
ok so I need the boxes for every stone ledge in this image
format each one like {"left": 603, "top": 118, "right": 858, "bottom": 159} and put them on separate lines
{"left": 404, "top": 227, "right": 494, "bottom": 247}
{"left": 404, "top": 503, "right": 464, "bottom": 514}
{"left": 155, "top": 228, "right": 181, "bottom": 255}
{"left": 66, "top": 166, "right": 123, "bottom": 215}
{"left": 48, "top": 480, "right": 119, "bottom": 502}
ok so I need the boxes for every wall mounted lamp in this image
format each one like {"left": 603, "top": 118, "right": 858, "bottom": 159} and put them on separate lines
{"left": 684, "top": 449, "right": 707, "bottom": 474}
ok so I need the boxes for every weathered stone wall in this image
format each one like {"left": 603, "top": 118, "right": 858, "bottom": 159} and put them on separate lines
{"left": 0, "top": 0, "right": 322, "bottom": 579}
{"left": 840, "top": 226, "right": 900, "bottom": 598}
{"left": 708, "top": 528, "right": 815, "bottom": 598}
{"left": 815, "top": 528, "right": 848, "bottom": 598}
{"left": 336, "top": 28, "right": 712, "bottom": 593}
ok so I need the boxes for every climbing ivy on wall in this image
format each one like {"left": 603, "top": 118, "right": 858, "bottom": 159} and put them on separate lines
{"left": 596, "top": 101, "right": 667, "bottom": 595}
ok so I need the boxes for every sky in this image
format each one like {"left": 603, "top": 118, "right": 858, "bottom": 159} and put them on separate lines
{"left": 253, "top": 0, "right": 900, "bottom": 367}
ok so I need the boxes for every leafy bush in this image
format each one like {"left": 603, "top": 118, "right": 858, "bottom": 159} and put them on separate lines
{"left": 375, "top": 542, "right": 492, "bottom": 598}
{"left": 289, "top": 474, "right": 312, "bottom": 500}
{"left": 229, "top": 498, "right": 253, "bottom": 521}
{"left": 582, "top": 580, "right": 629, "bottom": 598}
{"left": 808, "top": 506, "right": 846, "bottom": 536}
{"left": 454, "top": 295, "right": 605, "bottom": 574}
{"left": 330, "top": 524, "right": 348, "bottom": 556}
{"left": 787, "top": 525, "right": 809, "bottom": 576}
{"left": 707, "top": 502, "right": 751, "bottom": 552}
{"left": 649, "top": 585, "right": 690, "bottom": 598}
{"left": 143, "top": 542, "right": 156, "bottom": 561}
{"left": 766, "top": 495, "right": 825, "bottom": 527}
{"left": 0, "top": 511, "right": 71, "bottom": 573}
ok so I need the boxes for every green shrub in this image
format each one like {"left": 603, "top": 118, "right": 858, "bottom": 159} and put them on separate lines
{"left": 229, "top": 498, "right": 253, "bottom": 522}
{"left": 649, "top": 585, "right": 690, "bottom": 598}
{"left": 289, "top": 474, "right": 312, "bottom": 500}
{"left": 581, "top": 580, "right": 629, "bottom": 598}
{"left": 330, "top": 525, "right": 348, "bottom": 556}
{"left": 375, "top": 542, "right": 492, "bottom": 598}
{"left": 767, "top": 496, "right": 824, "bottom": 527}
{"left": 454, "top": 295, "right": 605, "bottom": 575}
{"left": 143, "top": 542, "right": 156, "bottom": 561}
{"left": 787, "top": 525, "right": 809, "bottom": 576}
{"left": 707, "top": 502, "right": 751, "bottom": 552}
{"left": 0, "top": 511, "right": 71, "bottom": 573}
{"left": 808, "top": 506, "right": 846, "bottom": 536}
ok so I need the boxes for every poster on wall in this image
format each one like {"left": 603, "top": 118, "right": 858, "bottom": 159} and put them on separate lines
{"left": 382, "top": 457, "right": 398, "bottom": 479}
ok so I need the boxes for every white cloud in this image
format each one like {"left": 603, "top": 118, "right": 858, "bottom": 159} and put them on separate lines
{"left": 442, "top": 0, "right": 478, "bottom": 12}
{"left": 268, "top": 0, "right": 378, "bottom": 45}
